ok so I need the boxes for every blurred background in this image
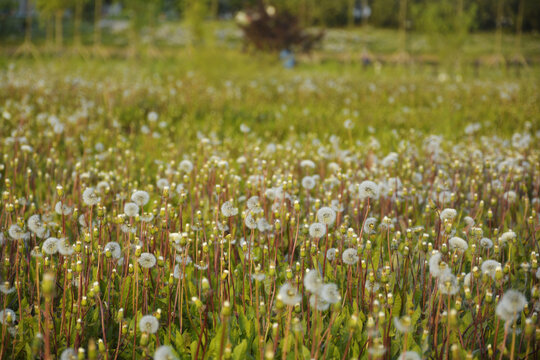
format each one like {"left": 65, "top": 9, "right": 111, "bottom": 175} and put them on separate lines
{"left": 0, "top": 0, "right": 539, "bottom": 68}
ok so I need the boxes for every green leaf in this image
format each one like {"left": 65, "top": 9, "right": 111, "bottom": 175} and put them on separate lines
{"left": 301, "top": 346, "right": 311, "bottom": 359}
{"left": 232, "top": 339, "right": 248, "bottom": 360}
{"left": 238, "top": 313, "right": 253, "bottom": 340}
{"left": 392, "top": 293, "right": 402, "bottom": 317}
{"left": 190, "top": 340, "right": 199, "bottom": 360}
{"left": 25, "top": 343, "right": 33, "bottom": 360}
{"left": 175, "top": 330, "right": 185, "bottom": 350}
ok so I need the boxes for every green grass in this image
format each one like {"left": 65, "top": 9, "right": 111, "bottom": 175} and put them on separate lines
{"left": 0, "top": 44, "right": 539, "bottom": 360}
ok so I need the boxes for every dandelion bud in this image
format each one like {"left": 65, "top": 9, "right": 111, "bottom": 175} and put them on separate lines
{"left": 441, "top": 243, "right": 448, "bottom": 254}
{"left": 487, "top": 344, "right": 493, "bottom": 357}
{"left": 269, "top": 264, "right": 276, "bottom": 276}
{"left": 487, "top": 209, "right": 493, "bottom": 220}
{"left": 525, "top": 318, "right": 534, "bottom": 338}
{"left": 202, "top": 278, "right": 210, "bottom": 291}
{"left": 349, "top": 314, "right": 358, "bottom": 328}
{"left": 449, "top": 309, "right": 458, "bottom": 327}
{"left": 88, "top": 339, "right": 97, "bottom": 360}
{"left": 77, "top": 348, "right": 85, "bottom": 360}
{"left": 495, "top": 267, "right": 503, "bottom": 280}
{"left": 264, "top": 343, "right": 274, "bottom": 359}
{"left": 81, "top": 296, "right": 88, "bottom": 307}
{"left": 192, "top": 296, "right": 203, "bottom": 310}
{"left": 98, "top": 339, "right": 105, "bottom": 352}
{"left": 485, "top": 291, "right": 493, "bottom": 304}
{"left": 42, "top": 272, "right": 55, "bottom": 297}
{"left": 373, "top": 300, "right": 381, "bottom": 313}
{"left": 286, "top": 268, "right": 293, "bottom": 280}
{"left": 56, "top": 185, "right": 64, "bottom": 197}
{"left": 294, "top": 200, "right": 300, "bottom": 212}
{"left": 140, "top": 332, "right": 149, "bottom": 346}
{"left": 76, "top": 318, "right": 82, "bottom": 330}
{"left": 117, "top": 308, "right": 124, "bottom": 322}
{"left": 451, "top": 344, "right": 459, "bottom": 358}
{"left": 122, "top": 324, "right": 128, "bottom": 335}
{"left": 366, "top": 316, "right": 375, "bottom": 330}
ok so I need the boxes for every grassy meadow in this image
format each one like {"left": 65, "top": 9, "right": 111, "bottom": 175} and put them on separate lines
{"left": 0, "top": 30, "right": 539, "bottom": 360}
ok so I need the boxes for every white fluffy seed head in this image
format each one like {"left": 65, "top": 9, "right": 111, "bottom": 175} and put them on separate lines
{"left": 139, "top": 315, "right": 159, "bottom": 334}
{"left": 316, "top": 207, "right": 336, "bottom": 225}
{"left": 131, "top": 190, "right": 150, "bottom": 206}
{"left": 309, "top": 222, "right": 326, "bottom": 238}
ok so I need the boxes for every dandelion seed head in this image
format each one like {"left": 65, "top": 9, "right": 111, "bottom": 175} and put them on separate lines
{"left": 138, "top": 252, "right": 157, "bottom": 269}
{"left": 60, "top": 348, "right": 77, "bottom": 360}
{"left": 316, "top": 207, "right": 336, "bottom": 225}
{"left": 359, "top": 180, "right": 380, "bottom": 200}
{"left": 124, "top": 202, "right": 140, "bottom": 217}
{"left": 131, "top": 190, "right": 150, "bottom": 206}
{"left": 42, "top": 237, "right": 59, "bottom": 255}
{"left": 440, "top": 208, "right": 457, "bottom": 222}
{"left": 154, "top": 345, "right": 178, "bottom": 360}
{"left": 0, "top": 309, "right": 16, "bottom": 325}
{"left": 82, "top": 187, "right": 101, "bottom": 206}
{"left": 496, "top": 290, "right": 527, "bottom": 323}
{"left": 320, "top": 283, "right": 341, "bottom": 304}
{"left": 104, "top": 242, "right": 122, "bottom": 259}
{"left": 278, "top": 283, "right": 301, "bottom": 306}
{"left": 221, "top": 200, "right": 238, "bottom": 217}
{"left": 309, "top": 222, "right": 326, "bottom": 238}
{"left": 304, "top": 269, "right": 323, "bottom": 294}
{"left": 342, "top": 248, "right": 359, "bottom": 265}
{"left": 449, "top": 237, "right": 468, "bottom": 252}
{"left": 139, "top": 315, "right": 159, "bottom": 334}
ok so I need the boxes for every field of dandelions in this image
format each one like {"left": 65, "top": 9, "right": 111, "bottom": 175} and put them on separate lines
{"left": 0, "top": 54, "right": 539, "bottom": 360}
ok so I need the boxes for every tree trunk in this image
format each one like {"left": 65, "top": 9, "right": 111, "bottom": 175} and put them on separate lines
{"left": 74, "top": 0, "right": 83, "bottom": 47}
{"left": 24, "top": 0, "right": 33, "bottom": 43}
{"left": 348, "top": 0, "right": 355, "bottom": 28}
{"left": 515, "top": 0, "right": 524, "bottom": 53}
{"left": 495, "top": 0, "right": 504, "bottom": 56}
{"left": 55, "top": 10, "right": 63, "bottom": 50}
{"left": 398, "top": 0, "right": 408, "bottom": 53}
{"left": 211, "top": 0, "right": 219, "bottom": 19}
{"left": 361, "top": 0, "right": 368, "bottom": 27}
{"left": 46, "top": 14, "right": 53, "bottom": 48}
{"left": 94, "top": 0, "right": 103, "bottom": 46}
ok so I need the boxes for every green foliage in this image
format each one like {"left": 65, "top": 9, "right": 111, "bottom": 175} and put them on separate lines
{"left": 0, "top": 50, "right": 538, "bottom": 360}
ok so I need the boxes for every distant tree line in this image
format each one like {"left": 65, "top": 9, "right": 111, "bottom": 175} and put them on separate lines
{"left": 0, "top": 0, "right": 538, "bottom": 40}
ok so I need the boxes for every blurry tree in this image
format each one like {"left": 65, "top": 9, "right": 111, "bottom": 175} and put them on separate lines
{"left": 179, "top": 0, "right": 208, "bottom": 46}
{"left": 14, "top": 0, "right": 39, "bottom": 56}
{"left": 71, "top": 0, "right": 88, "bottom": 49}
{"left": 236, "top": 4, "right": 323, "bottom": 52}
{"left": 124, "top": 0, "right": 163, "bottom": 56}
{"left": 35, "top": 0, "right": 57, "bottom": 50}
{"left": 412, "top": 0, "right": 476, "bottom": 67}
{"left": 371, "top": 0, "right": 399, "bottom": 28}
{"left": 512, "top": 0, "right": 525, "bottom": 63}
{"left": 46, "top": 0, "right": 69, "bottom": 50}
{"left": 93, "top": 0, "right": 102, "bottom": 47}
